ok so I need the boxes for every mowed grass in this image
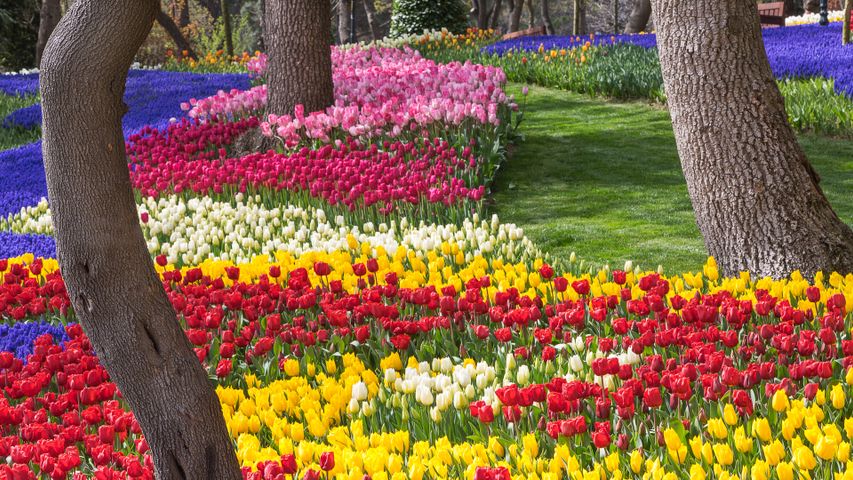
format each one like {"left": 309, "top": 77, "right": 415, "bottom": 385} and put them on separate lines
{"left": 0, "top": 93, "right": 40, "bottom": 151}
{"left": 492, "top": 83, "right": 853, "bottom": 274}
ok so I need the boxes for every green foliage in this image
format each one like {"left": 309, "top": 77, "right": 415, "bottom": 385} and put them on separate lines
{"left": 418, "top": 40, "right": 853, "bottom": 137}
{"left": 0, "top": 0, "right": 39, "bottom": 70}
{"left": 389, "top": 0, "right": 469, "bottom": 38}
{"left": 493, "top": 84, "right": 853, "bottom": 273}
{"left": 779, "top": 77, "right": 853, "bottom": 137}
{"left": 0, "top": 94, "right": 40, "bottom": 151}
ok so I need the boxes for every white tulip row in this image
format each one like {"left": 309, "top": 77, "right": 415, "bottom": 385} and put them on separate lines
{"left": 3, "top": 195, "right": 542, "bottom": 266}
{"left": 785, "top": 10, "right": 845, "bottom": 25}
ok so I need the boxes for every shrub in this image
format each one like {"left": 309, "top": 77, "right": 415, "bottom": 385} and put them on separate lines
{"left": 389, "top": 0, "right": 469, "bottom": 38}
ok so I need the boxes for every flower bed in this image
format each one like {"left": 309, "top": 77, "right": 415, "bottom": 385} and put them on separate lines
{"left": 2, "top": 41, "right": 853, "bottom": 480}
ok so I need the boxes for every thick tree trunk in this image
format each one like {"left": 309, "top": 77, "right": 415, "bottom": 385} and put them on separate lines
{"left": 362, "top": 0, "right": 380, "bottom": 40}
{"left": 338, "top": 0, "right": 352, "bottom": 43}
{"left": 624, "top": 0, "right": 650, "bottom": 33}
{"left": 265, "top": 0, "right": 334, "bottom": 115}
{"left": 39, "top": 1, "right": 242, "bottom": 479}
{"left": 844, "top": 0, "right": 852, "bottom": 45}
{"left": 509, "top": 0, "right": 524, "bottom": 31}
{"left": 572, "top": 0, "right": 581, "bottom": 34}
{"left": 489, "top": 0, "right": 503, "bottom": 29}
{"left": 651, "top": 0, "right": 853, "bottom": 278}
{"left": 156, "top": 9, "right": 197, "bottom": 59}
{"left": 36, "top": 0, "right": 62, "bottom": 67}
{"left": 541, "top": 0, "right": 554, "bottom": 33}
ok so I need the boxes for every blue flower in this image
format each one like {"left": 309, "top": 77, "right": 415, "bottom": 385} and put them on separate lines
{"left": 0, "top": 320, "right": 69, "bottom": 360}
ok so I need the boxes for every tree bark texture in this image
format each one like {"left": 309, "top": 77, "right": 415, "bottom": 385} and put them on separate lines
{"left": 156, "top": 9, "right": 197, "bottom": 59}
{"left": 362, "top": 0, "right": 380, "bottom": 40}
{"left": 488, "top": 0, "right": 503, "bottom": 29}
{"left": 36, "top": 0, "right": 62, "bottom": 67}
{"left": 541, "top": 0, "right": 554, "bottom": 33}
{"left": 526, "top": 0, "right": 536, "bottom": 28}
{"left": 651, "top": 0, "right": 853, "bottom": 278}
{"left": 265, "top": 0, "right": 334, "bottom": 116}
{"left": 844, "top": 0, "right": 852, "bottom": 45}
{"left": 221, "top": 0, "right": 234, "bottom": 56}
{"left": 572, "top": 0, "right": 581, "bottom": 34}
{"left": 338, "top": 0, "right": 352, "bottom": 43}
{"left": 624, "top": 0, "right": 650, "bottom": 33}
{"left": 39, "top": 1, "right": 242, "bottom": 479}
{"left": 509, "top": 0, "right": 524, "bottom": 31}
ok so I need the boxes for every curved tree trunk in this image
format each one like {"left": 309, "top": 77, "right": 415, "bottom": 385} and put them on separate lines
{"left": 36, "top": 0, "right": 62, "bottom": 66}
{"left": 338, "top": 0, "right": 352, "bottom": 43}
{"left": 541, "top": 0, "right": 554, "bottom": 33}
{"left": 489, "top": 0, "right": 503, "bottom": 29}
{"left": 624, "top": 0, "right": 650, "bottom": 33}
{"left": 509, "top": 0, "right": 525, "bottom": 31}
{"left": 362, "top": 0, "right": 380, "bottom": 40}
{"left": 156, "top": 9, "right": 197, "bottom": 59}
{"left": 265, "top": 0, "right": 334, "bottom": 116}
{"left": 651, "top": 0, "right": 853, "bottom": 278}
{"left": 39, "top": 1, "right": 242, "bottom": 479}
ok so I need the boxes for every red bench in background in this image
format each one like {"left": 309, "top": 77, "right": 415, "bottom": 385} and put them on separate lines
{"left": 758, "top": 2, "right": 786, "bottom": 27}
{"left": 500, "top": 25, "right": 547, "bottom": 41}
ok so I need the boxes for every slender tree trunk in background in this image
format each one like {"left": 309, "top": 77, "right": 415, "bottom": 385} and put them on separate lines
{"left": 651, "top": 0, "right": 853, "bottom": 278}
{"left": 39, "top": 1, "right": 243, "bottom": 478}
{"left": 221, "top": 0, "right": 234, "bottom": 56}
{"left": 613, "top": 0, "right": 619, "bottom": 33}
{"left": 338, "top": 0, "right": 352, "bottom": 43}
{"left": 541, "top": 0, "right": 554, "bottom": 33}
{"left": 156, "top": 9, "right": 197, "bottom": 59}
{"left": 573, "top": 0, "right": 580, "bottom": 33}
{"left": 177, "top": 0, "right": 190, "bottom": 27}
{"left": 844, "top": 0, "right": 852, "bottom": 44}
{"left": 526, "top": 0, "right": 536, "bottom": 28}
{"left": 509, "top": 0, "right": 524, "bottom": 31}
{"left": 265, "top": 0, "right": 334, "bottom": 115}
{"left": 624, "top": 0, "right": 650, "bottom": 33}
{"left": 489, "top": 0, "right": 503, "bottom": 29}
{"left": 362, "top": 0, "right": 380, "bottom": 39}
{"left": 36, "top": 0, "right": 62, "bottom": 66}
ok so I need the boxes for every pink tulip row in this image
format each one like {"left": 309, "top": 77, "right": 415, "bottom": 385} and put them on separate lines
{"left": 127, "top": 119, "right": 485, "bottom": 212}
{"left": 182, "top": 46, "right": 515, "bottom": 147}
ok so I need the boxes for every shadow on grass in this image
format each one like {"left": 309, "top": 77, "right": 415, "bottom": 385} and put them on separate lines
{"left": 493, "top": 83, "right": 853, "bottom": 273}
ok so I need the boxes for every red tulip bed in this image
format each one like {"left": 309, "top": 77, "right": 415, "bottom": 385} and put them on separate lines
{"left": 1, "top": 41, "right": 853, "bottom": 480}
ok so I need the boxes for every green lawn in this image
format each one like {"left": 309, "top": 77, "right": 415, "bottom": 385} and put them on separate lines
{"left": 0, "top": 93, "right": 39, "bottom": 151}
{"left": 492, "top": 84, "right": 853, "bottom": 274}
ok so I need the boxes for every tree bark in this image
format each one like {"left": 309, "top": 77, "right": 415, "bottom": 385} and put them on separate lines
{"left": 526, "top": 0, "right": 536, "bottom": 28}
{"left": 509, "top": 0, "right": 524, "bottom": 31}
{"left": 489, "top": 0, "right": 503, "bottom": 29}
{"left": 624, "top": 0, "right": 650, "bottom": 33}
{"left": 36, "top": 0, "right": 62, "bottom": 67}
{"left": 651, "top": 0, "right": 853, "bottom": 278}
{"left": 39, "top": 1, "right": 242, "bottom": 479}
{"left": 362, "top": 0, "right": 380, "bottom": 40}
{"left": 156, "top": 9, "right": 197, "bottom": 59}
{"left": 541, "top": 0, "right": 554, "bottom": 33}
{"left": 613, "top": 0, "right": 619, "bottom": 33}
{"left": 844, "top": 0, "right": 852, "bottom": 45}
{"left": 265, "top": 0, "right": 334, "bottom": 116}
{"left": 338, "top": 0, "right": 352, "bottom": 43}
{"left": 572, "top": 0, "right": 581, "bottom": 34}
{"left": 221, "top": 0, "right": 234, "bottom": 56}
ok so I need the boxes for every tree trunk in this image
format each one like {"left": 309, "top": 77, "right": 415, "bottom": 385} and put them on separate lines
{"left": 572, "top": 0, "right": 580, "bottom": 34}
{"left": 176, "top": 0, "right": 190, "bottom": 26}
{"left": 265, "top": 0, "right": 334, "bottom": 115}
{"left": 844, "top": 0, "right": 852, "bottom": 45}
{"left": 489, "top": 0, "right": 503, "bottom": 29}
{"left": 156, "top": 9, "right": 197, "bottom": 59}
{"left": 338, "top": 0, "right": 352, "bottom": 43}
{"left": 509, "top": 0, "right": 524, "bottom": 31}
{"left": 362, "top": 0, "right": 380, "bottom": 40}
{"left": 613, "top": 0, "right": 619, "bottom": 33}
{"left": 624, "top": 0, "right": 650, "bottom": 33}
{"left": 651, "top": 0, "right": 853, "bottom": 278}
{"left": 541, "top": 0, "right": 554, "bottom": 33}
{"left": 36, "top": 0, "right": 62, "bottom": 67}
{"left": 39, "top": 1, "right": 242, "bottom": 479}
{"left": 221, "top": 0, "right": 234, "bottom": 56}
{"left": 526, "top": 0, "right": 536, "bottom": 28}
{"left": 480, "top": 0, "right": 492, "bottom": 28}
